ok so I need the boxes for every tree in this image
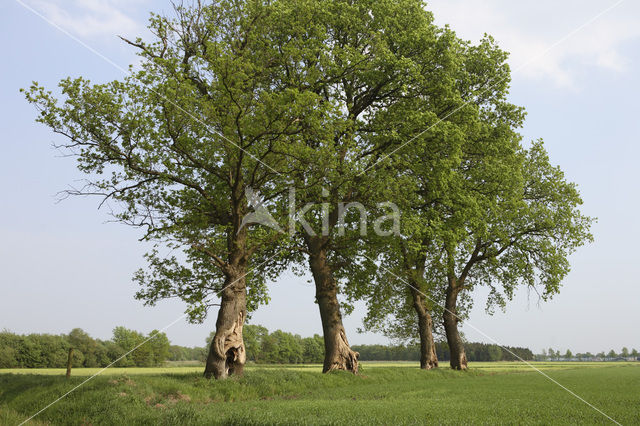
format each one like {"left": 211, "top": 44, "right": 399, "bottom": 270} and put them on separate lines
{"left": 68, "top": 328, "right": 103, "bottom": 367}
{"left": 0, "top": 332, "right": 19, "bottom": 368}
{"left": 263, "top": 330, "right": 304, "bottom": 363}
{"left": 112, "top": 327, "right": 149, "bottom": 367}
{"left": 24, "top": 0, "right": 320, "bottom": 379}
{"left": 352, "top": 31, "right": 525, "bottom": 371}
{"left": 564, "top": 349, "right": 572, "bottom": 360}
{"left": 277, "top": 0, "right": 481, "bottom": 374}
{"left": 242, "top": 325, "right": 269, "bottom": 363}
{"left": 631, "top": 348, "right": 638, "bottom": 358}
{"left": 436, "top": 140, "right": 593, "bottom": 370}
{"left": 148, "top": 330, "right": 171, "bottom": 366}
{"left": 168, "top": 345, "right": 187, "bottom": 361}
{"left": 621, "top": 347, "right": 629, "bottom": 358}
{"left": 607, "top": 350, "right": 617, "bottom": 359}
{"left": 302, "top": 335, "right": 324, "bottom": 364}
{"left": 487, "top": 345, "right": 503, "bottom": 362}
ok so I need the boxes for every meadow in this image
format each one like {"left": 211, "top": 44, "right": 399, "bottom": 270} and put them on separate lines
{"left": 1, "top": 362, "right": 638, "bottom": 425}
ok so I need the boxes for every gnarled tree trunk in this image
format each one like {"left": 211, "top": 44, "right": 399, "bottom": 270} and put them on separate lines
{"left": 203, "top": 195, "right": 250, "bottom": 380}
{"left": 204, "top": 269, "right": 247, "bottom": 379}
{"left": 410, "top": 288, "right": 438, "bottom": 369}
{"left": 443, "top": 282, "right": 467, "bottom": 370}
{"left": 308, "top": 239, "right": 359, "bottom": 374}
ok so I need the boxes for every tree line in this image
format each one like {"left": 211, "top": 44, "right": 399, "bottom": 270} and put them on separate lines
{"left": 220, "top": 325, "right": 535, "bottom": 363}
{"left": 354, "top": 342, "right": 533, "bottom": 362}
{"left": 24, "top": 0, "right": 593, "bottom": 379}
{"left": 0, "top": 328, "right": 170, "bottom": 369}
{"left": 1, "top": 325, "right": 537, "bottom": 368}
{"left": 537, "top": 348, "right": 639, "bottom": 361}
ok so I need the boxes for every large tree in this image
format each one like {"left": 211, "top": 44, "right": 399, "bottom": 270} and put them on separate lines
{"left": 359, "top": 141, "right": 592, "bottom": 371}
{"left": 355, "top": 34, "right": 592, "bottom": 370}
{"left": 351, "top": 34, "right": 521, "bottom": 370}
{"left": 437, "top": 140, "right": 593, "bottom": 369}
{"left": 24, "top": 0, "right": 321, "bottom": 379}
{"left": 273, "top": 0, "right": 467, "bottom": 373}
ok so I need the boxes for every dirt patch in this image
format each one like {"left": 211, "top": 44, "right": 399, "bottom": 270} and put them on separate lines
{"left": 167, "top": 391, "right": 191, "bottom": 403}
{"left": 145, "top": 391, "right": 191, "bottom": 408}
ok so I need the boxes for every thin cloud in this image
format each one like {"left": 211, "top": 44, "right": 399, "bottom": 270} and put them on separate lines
{"left": 31, "top": 0, "right": 145, "bottom": 39}
{"left": 429, "top": 0, "right": 640, "bottom": 88}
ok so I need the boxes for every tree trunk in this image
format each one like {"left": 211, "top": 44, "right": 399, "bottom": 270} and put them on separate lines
{"left": 443, "top": 282, "right": 467, "bottom": 370}
{"left": 410, "top": 289, "right": 438, "bottom": 369}
{"left": 204, "top": 269, "right": 247, "bottom": 379}
{"left": 66, "top": 348, "right": 73, "bottom": 378}
{"left": 308, "top": 240, "right": 359, "bottom": 374}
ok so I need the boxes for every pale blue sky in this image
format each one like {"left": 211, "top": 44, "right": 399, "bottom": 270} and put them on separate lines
{"left": 1, "top": 0, "right": 639, "bottom": 354}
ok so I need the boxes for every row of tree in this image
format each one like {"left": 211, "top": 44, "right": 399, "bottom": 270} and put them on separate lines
{"left": 1, "top": 325, "right": 538, "bottom": 368}
{"left": 354, "top": 342, "right": 533, "bottom": 362}
{"left": 537, "top": 348, "right": 639, "bottom": 361}
{"left": 218, "top": 325, "right": 536, "bottom": 363}
{"left": 168, "top": 345, "right": 206, "bottom": 363}
{"left": 0, "top": 328, "right": 170, "bottom": 369}
{"left": 25, "top": 0, "right": 593, "bottom": 379}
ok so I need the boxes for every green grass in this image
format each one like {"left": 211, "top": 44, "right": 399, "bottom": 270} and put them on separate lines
{"left": 1, "top": 363, "right": 638, "bottom": 425}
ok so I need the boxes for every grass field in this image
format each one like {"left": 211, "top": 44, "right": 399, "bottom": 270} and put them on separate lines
{"left": 1, "top": 362, "right": 638, "bottom": 425}
{"left": 2, "top": 360, "right": 634, "bottom": 375}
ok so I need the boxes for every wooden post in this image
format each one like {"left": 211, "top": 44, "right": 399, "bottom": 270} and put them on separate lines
{"left": 66, "top": 348, "right": 73, "bottom": 379}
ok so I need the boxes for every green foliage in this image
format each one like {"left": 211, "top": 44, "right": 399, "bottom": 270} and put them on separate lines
{"left": 168, "top": 345, "right": 206, "bottom": 362}
{"left": 0, "top": 324, "right": 544, "bottom": 367}
{"left": 68, "top": 328, "right": 109, "bottom": 367}
{"left": 240, "top": 324, "right": 269, "bottom": 362}
{"left": 0, "top": 328, "right": 189, "bottom": 369}
{"left": 0, "top": 331, "right": 69, "bottom": 368}
{"left": 279, "top": 0, "right": 472, "bottom": 315}
{"left": 22, "top": 0, "right": 323, "bottom": 323}
{"left": 337, "top": 1, "right": 594, "bottom": 355}
{"left": 148, "top": 330, "right": 171, "bottom": 367}
{"left": 301, "top": 334, "right": 324, "bottom": 364}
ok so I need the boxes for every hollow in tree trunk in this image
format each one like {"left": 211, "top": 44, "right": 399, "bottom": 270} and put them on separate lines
{"left": 204, "top": 270, "right": 247, "bottom": 379}
{"left": 443, "top": 282, "right": 467, "bottom": 370}
{"left": 308, "top": 239, "right": 359, "bottom": 374}
{"left": 410, "top": 288, "right": 438, "bottom": 369}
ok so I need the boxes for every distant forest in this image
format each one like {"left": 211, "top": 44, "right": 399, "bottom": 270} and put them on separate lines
{"left": 1, "top": 325, "right": 635, "bottom": 369}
